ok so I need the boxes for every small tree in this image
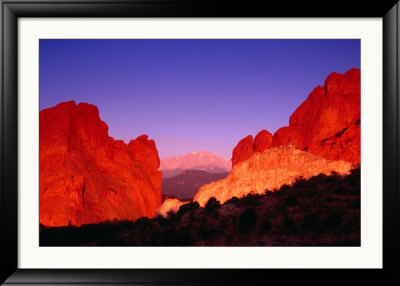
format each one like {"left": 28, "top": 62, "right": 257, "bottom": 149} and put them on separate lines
{"left": 205, "top": 197, "right": 220, "bottom": 212}
{"left": 226, "top": 196, "right": 240, "bottom": 206}
{"left": 178, "top": 201, "right": 200, "bottom": 216}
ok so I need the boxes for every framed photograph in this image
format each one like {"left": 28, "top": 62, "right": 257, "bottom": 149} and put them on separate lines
{"left": 1, "top": 0, "right": 399, "bottom": 284}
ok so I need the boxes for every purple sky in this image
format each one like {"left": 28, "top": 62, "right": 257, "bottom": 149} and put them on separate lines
{"left": 40, "top": 39, "right": 360, "bottom": 159}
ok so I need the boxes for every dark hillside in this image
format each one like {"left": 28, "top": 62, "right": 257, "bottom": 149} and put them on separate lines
{"left": 40, "top": 168, "right": 360, "bottom": 246}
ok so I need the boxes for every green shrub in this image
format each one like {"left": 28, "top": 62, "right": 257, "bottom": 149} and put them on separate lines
{"left": 285, "top": 193, "right": 299, "bottom": 206}
{"left": 334, "top": 186, "right": 346, "bottom": 195}
{"left": 350, "top": 199, "right": 360, "bottom": 209}
{"left": 226, "top": 196, "right": 240, "bottom": 205}
{"left": 239, "top": 208, "right": 257, "bottom": 229}
{"left": 301, "top": 214, "right": 321, "bottom": 233}
{"left": 283, "top": 218, "right": 295, "bottom": 230}
{"left": 205, "top": 197, "right": 220, "bottom": 212}
{"left": 321, "top": 214, "right": 342, "bottom": 229}
{"left": 166, "top": 210, "right": 178, "bottom": 222}
{"left": 293, "top": 176, "right": 308, "bottom": 188}
{"left": 279, "top": 184, "right": 291, "bottom": 192}
{"left": 261, "top": 219, "right": 272, "bottom": 232}
{"left": 177, "top": 201, "right": 200, "bottom": 216}
{"left": 241, "top": 193, "right": 262, "bottom": 206}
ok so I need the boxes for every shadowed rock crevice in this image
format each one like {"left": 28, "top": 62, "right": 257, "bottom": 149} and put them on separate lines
{"left": 81, "top": 182, "right": 85, "bottom": 205}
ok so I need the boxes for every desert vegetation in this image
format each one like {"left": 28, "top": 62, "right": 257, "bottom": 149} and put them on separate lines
{"left": 40, "top": 167, "right": 360, "bottom": 246}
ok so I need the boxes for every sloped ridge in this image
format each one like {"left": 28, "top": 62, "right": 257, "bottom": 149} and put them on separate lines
{"left": 195, "top": 144, "right": 353, "bottom": 206}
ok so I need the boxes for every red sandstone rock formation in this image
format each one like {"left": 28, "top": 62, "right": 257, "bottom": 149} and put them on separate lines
{"left": 198, "top": 68, "right": 361, "bottom": 206}
{"left": 254, "top": 130, "right": 273, "bottom": 153}
{"left": 156, "top": 198, "right": 189, "bottom": 217}
{"left": 40, "top": 101, "right": 162, "bottom": 227}
{"left": 195, "top": 144, "right": 353, "bottom": 206}
{"left": 232, "top": 131, "right": 273, "bottom": 166}
{"left": 231, "top": 135, "right": 254, "bottom": 166}
{"left": 231, "top": 68, "right": 360, "bottom": 166}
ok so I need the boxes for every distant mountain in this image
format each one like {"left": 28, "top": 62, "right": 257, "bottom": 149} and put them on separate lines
{"left": 160, "top": 151, "right": 231, "bottom": 178}
{"left": 162, "top": 170, "right": 229, "bottom": 200}
{"left": 161, "top": 167, "right": 229, "bottom": 178}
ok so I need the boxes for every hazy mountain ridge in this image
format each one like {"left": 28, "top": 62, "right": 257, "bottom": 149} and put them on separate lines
{"left": 161, "top": 166, "right": 229, "bottom": 179}
{"left": 160, "top": 151, "right": 231, "bottom": 178}
{"left": 162, "top": 170, "right": 229, "bottom": 200}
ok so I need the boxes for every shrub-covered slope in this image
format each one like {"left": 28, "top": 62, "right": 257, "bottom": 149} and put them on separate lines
{"left": 40, "top": 168, "right": 360, "bottom": 246}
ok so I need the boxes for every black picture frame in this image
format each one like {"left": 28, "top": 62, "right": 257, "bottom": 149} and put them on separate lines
{"left": 1, "top": 0, "right": 399, "bottom": 284}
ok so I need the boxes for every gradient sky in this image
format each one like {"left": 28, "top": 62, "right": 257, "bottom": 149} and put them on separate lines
{"left": 40, "top": 39, "right": 360, "bottom": 159}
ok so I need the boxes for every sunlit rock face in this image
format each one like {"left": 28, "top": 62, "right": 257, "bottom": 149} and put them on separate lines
{"left": 194, "top": 144, "right": 353, "bottom": 206}
{"left": 231, "top": 135, "right": 255, "bottom": 166}
{"left": 254, "top": 129, "right": 273, "bottom": 153}
{"left": 40, "top": 101, "right": 162, "bottom": 227}
{"left": 231, "top": 68, "right": 361, "bottom": 166}
{"left": 231, "top": 130, "right": 273, "bottom": 166}
{"left": 273, "top": 68, "right": 361, "bottom": 162}
{"left": 305, "top": 118, "right": 361, "bottom": 163}
{"left": 156, "top": 198, "right": 189, "bottom": 217}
